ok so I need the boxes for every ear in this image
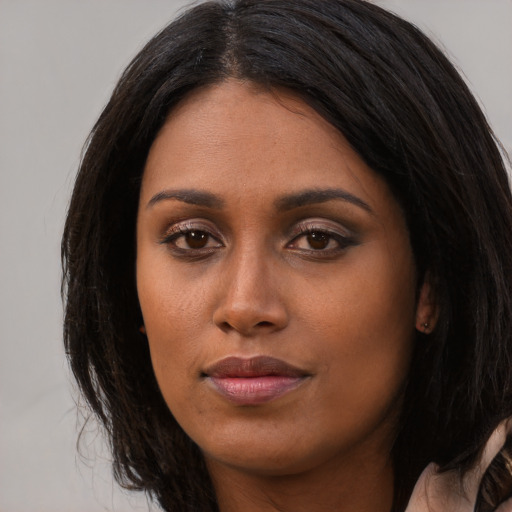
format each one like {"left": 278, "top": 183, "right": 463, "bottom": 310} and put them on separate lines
{"left": 415, "top": 275, "right": 438, "bottom": 334}
{"left": 139, "top": 325, "right": 147, "bottom": 335}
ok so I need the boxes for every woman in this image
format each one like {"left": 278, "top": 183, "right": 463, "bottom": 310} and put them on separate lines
{"left": 62, "top": 0, "right": 512, "bottom": 510}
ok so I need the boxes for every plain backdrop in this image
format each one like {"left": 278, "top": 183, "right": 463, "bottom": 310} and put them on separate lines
{"left": 1, "top": 1, "right": 511, "bottom": 511}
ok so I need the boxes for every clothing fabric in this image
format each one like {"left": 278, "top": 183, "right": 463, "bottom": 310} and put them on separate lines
{"left": 405, "top": 419, "right": 512, "bottom": 512}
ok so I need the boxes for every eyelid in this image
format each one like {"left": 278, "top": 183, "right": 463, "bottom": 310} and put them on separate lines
{"left": 160, "top": 219, "right": 224, "bottom": 244}
{"left": 285, "top": 218, "right": 358, "bottom": 257}
{"left": 288, "top": 218, "right": 354, "bottom": 240}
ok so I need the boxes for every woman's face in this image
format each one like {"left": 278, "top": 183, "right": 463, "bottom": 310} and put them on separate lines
{"left": 137, "top": 80, "right": 426, "bottom": 477}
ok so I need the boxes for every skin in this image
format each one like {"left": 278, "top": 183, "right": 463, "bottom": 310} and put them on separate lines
{"left": 136, "top": 80, "right": 435, "bottom": 512}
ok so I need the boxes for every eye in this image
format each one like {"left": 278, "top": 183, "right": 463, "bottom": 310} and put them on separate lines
{"left": 173, "top": 230, "right": 220, "bottom": 250}
{"left": 161, "top": 222, "right": 224, "bottom": 255}
{"left": 294, "top": 231, "right": 339, "bottom": 251}
{"left": 287, "top": 221, "right": 356, "bottom": 256}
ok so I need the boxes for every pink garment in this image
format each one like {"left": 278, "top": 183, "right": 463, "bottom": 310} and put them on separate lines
{"left": 406, "top": 419, "right": 512, "bottom": 512}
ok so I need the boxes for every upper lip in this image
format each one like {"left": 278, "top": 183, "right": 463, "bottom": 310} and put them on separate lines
{"left": 203, "top": 356, "right": 308, "bottom": 378}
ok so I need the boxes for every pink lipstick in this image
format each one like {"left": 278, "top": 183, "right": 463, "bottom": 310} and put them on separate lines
{"left": 203, "top": 356, "right": 309, "bottom": 405}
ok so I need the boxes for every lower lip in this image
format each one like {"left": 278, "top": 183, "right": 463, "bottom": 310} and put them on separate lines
{"left": 208, "top": 376, "right": 305, "bottom": 405}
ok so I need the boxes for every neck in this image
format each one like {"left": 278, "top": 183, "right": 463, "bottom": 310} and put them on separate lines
{"left": 206, "top": 449, "right": 394, "bottom": 512}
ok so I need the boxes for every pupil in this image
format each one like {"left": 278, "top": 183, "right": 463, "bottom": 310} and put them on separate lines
{"left": 186, "top": 231, "right": 208, "bottom": 249}
{"left": 307, "top": 232, "right": 329, "bottom": 250}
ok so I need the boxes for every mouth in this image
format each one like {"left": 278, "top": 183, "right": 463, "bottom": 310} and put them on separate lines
{"left": 202, "top": 356, "right": 310, "bottom": 406}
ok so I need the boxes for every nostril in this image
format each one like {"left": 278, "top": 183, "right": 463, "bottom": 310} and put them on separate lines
{"left": 218, "top": 321, "right": 232, "bottom": 333}
{"left": 220, "top": 320, "right": 274, "bottom": 331}
{"left": 212, "top": 300, "right": 289, "bottom": 335}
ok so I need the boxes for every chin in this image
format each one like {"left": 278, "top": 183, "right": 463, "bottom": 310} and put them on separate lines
{"left": 204, "top": 443, "right": 331, "bottom": 477}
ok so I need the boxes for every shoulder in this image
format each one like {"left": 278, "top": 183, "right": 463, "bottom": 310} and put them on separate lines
{"left": 406, "top": 419, "right": 512, "bottom": 512}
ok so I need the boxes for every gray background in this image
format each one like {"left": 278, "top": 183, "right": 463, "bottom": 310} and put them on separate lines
{"left": 1, "top": 1, "right": 511, "bottom": 511}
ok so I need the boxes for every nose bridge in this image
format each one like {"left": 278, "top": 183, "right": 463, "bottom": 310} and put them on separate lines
{"left": 230, "top": 243, "right": 270, "bottom": 302}
{"left": 213, "top": 238, "right": 288, "bottom": 335}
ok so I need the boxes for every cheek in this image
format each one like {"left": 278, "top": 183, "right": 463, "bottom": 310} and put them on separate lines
{"left": 137, "top": 241, "right": 209, "bottom": 331}
{"left": 301, "top": 252, "right": 415, "bottom": 338}
{"left": 298, "top": 240, "right": 417, "bottom": 411}
{"left": 136, "top": 253, "right": 209, "bottom": 397}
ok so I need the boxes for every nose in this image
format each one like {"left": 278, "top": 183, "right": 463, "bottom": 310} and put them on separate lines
{"left": 212, "top": 248, "right": 289, "bottom": 337}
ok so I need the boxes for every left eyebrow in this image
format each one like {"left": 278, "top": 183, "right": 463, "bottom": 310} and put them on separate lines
{"left": 274, "top": 188, "right": 373, "bottom": 214}
{"left": 146, "top": 189, "right": 225, "bottom": 210}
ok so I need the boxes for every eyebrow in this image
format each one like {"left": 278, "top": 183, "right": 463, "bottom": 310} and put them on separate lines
{"left": 146, "top": 189, "right": 225, "bottom": 210}
{"left": 146, "top": 187, "right": 372, "bottom": 214}
{"left": 275, "top": 188, "right": 373, "bottom": 214}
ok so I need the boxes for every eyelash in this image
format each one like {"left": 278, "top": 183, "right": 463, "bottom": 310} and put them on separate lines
{"left": 160, "top": 221, "right": 356, "bottom": 260}
{"left": 160, "top": 222, "right": 223, "bottom": 259}
{"left": 287, "top": 222, "right": 356, "bottom": 258}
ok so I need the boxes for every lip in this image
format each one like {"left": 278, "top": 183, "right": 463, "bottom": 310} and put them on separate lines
{"left": 203, "top": 356, "right": 310, "bottom": 405}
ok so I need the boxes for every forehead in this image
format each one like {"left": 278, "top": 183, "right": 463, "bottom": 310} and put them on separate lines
{"left": 141, "top": 79, "right": 393, "bottom": 213}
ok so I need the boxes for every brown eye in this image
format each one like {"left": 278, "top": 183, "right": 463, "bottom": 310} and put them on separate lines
{"left": 183, "top": 230, "right": 209, "bottom": 249}
{"left": 307, "top": 232, "right": 330, "bottom": 250}
{"left": 162, "top": 224, "right": 223, "bottom": 254}
{"left": 288, "top": 225, "right": 354, "bottom": 254}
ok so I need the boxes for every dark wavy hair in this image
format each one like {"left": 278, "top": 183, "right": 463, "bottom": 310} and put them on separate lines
{"left": 62, "top": 0, "right": 512, "bottom": 510}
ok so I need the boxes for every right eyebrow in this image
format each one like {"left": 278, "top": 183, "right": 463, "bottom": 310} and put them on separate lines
{"left": 146, "top": 189, "right": 225, "bottom": 210}
{"left": 274, "top": 188, "right": 373, "bottom": 215}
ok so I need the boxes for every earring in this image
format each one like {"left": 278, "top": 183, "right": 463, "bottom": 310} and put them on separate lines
{"left": 422, "top": 321, "right": 430, "bottom": 334}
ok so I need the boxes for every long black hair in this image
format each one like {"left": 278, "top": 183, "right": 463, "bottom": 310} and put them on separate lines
{"left": 62, "top": 1, "right": 512, "bottom": 510}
